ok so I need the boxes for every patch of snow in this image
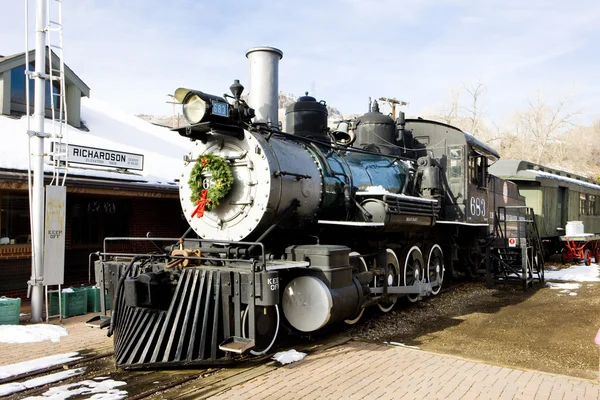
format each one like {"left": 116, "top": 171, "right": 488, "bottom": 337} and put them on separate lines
{"left": 364, "top": 185, "right": 388, "bottom": 193}
{"left": 22, "top": 378, "right": 127, "bottom": 400}
{"left": 569, "top": 292, "right": 578, "bottom": 296}
{"left": 544, "top": 264, "right": 600, "bottom": 282}
{"left": 528, "top": 170, "right": 600, "bottom": 191}
{"left": 272, "top": 349, "right": 306, "bottom": 365}
{"left": 62, "top": 288, "right": 74, "bottom": 293}
{"left": 0, "top": 352, "right": 80, "bottom": 379}
{"left": 0, "top": 368, "right": 85, "bottom": 397}
{"left": 0, "top": 324, "right": 68, "bottom": 344}
{"left": 385, "top": 341, "right": 420, "bottom": 350}
{"left": 546, "top": 282, "right": 581, "bottom": 290}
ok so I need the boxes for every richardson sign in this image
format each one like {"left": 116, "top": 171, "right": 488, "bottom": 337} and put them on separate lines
{"left": 52, "top": 143, "right": 144, "bottom": 171}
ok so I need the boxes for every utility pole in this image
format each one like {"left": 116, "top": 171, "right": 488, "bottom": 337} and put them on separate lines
{"left": 30, "top": 0, "right": 47, "bottom": 322}
{"left": 379, "top": 97, "right": 409, "bottom": 120}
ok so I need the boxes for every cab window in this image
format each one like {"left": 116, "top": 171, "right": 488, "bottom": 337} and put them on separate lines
{"left": 468, "top": 156, "right": 487, "bottom": 188}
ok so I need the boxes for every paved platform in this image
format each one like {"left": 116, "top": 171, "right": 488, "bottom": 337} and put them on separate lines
{"left": 1, "top": 313, "right": 599, "bottom": 399}
{"left": 0, "top": 313, "right": 113, "bottom": 366}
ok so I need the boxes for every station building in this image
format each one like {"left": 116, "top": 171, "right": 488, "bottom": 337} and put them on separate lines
{"left": 0, "top": 49, "right": 188, "bottom": 298}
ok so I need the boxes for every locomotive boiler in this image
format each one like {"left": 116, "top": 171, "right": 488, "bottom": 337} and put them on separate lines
{"left": 102, "top": 47, "right": 525, "bottom": 369}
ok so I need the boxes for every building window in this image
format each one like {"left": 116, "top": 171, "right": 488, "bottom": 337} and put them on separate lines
{"left": 589, "top": 195, "right": 596, "bottom": 216}
{"left": 10, "top": 64, "right": 61, "bottom": 113}
{"left": 580, "top": 193, "right": 587, "bottom": 216}
{"left": 69, "top": 196, "right": 130, "bottom": 246}
{"left": 0, "top": 193, "right": 31, "bottom": 245}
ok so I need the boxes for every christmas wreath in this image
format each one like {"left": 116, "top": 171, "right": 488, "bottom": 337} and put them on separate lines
{"left": 188, "top": 154, "right": 234, "bottom": 211}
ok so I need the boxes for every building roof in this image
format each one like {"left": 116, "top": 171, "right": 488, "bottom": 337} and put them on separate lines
{"left": 0, "top": 48, "right": 90, "bottom": 97}
{"left": 0, "top": 97, "right": 190, "bottom": 193}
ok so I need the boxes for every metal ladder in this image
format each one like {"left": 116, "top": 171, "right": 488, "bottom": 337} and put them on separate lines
{"left": 46, "top": 0, "right": 69, "bottom": 186}
{"left": 486, "top": 206, "right": 545, "bottom": 290}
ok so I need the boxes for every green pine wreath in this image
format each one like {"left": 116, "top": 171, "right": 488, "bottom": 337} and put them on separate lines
{"left": 188, "top": 154, "right": 234, "bottom": 211}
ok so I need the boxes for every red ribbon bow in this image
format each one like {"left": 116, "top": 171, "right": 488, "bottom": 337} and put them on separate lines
{"left": 191, "top": 190, "right": 211, "bottom": 218}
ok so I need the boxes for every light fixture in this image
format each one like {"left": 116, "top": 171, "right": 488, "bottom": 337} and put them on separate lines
{"left": 173, "top": 88, "right": 230, "bottom": 125}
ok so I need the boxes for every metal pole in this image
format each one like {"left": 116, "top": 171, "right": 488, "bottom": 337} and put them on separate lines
{"left": 30, "top": 0, "right": 47, "bottom": 323}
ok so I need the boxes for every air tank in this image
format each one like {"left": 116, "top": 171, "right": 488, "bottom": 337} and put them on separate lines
{"left": 285, "top": 93, "right": 329, "bottom": 139}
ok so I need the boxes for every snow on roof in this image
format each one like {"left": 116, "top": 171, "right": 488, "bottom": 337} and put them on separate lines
{"left": 527, "top": 169, "right": 600, "bottom": 191}
{"left": 0, "top": 97, "right": 190, "bottom": 188}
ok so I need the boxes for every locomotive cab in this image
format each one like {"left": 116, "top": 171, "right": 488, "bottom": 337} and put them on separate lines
{"left": 400, "top": 119, "right": 499, "bottom": 224}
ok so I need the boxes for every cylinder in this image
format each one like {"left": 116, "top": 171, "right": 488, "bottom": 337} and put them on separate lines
{"left": 245, "top": 47, "right": 283, "bottom": 126}
{"left": 282, "top": 276, "right": 362, "bottom": 332}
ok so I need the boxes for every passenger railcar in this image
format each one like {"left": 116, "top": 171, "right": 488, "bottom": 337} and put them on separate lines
{"left": 489, "top": 160, "right": 600, "bottom": 256}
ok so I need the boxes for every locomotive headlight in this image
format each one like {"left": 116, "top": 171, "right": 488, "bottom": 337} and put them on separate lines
{"left": 174, "top": 87, "right": 230, "bottom": 125}
{"left": 182, "top": 94, "right": 206, "bottom": 124}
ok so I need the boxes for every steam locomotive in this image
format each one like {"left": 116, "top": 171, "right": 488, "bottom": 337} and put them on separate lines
{"left": 102, "top": 47, "right": 529, "bottom": 369}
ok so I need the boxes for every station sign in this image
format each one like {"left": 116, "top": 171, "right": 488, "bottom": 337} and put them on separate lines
{"left": 51, "top": 143, "right": 144, "bottom": 171}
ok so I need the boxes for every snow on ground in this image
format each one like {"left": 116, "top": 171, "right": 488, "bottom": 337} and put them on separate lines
{"left": 546, "top": 282, "right": 581, "bottom": 290}
{"left": 544, "top": 263, "right": 600, "bottom": 282}
{"left": 23, "top": 377, "right": 127, "bottom": 400}
{"left": 0, "top": 367, "right": 85, "bottom": 397}
{"left": 544, "top": 263, "right": 599, "bottom": 296}
{"left": 272, "top": 349, "right": 306, "bottom": 365}
{"left": 0, "top": 352, "right": 80, "bottom": 379}
{"left": 0, "top": 324, "right": 68, "bottom": 344}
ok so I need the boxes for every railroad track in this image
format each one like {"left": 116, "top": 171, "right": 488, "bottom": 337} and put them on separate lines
{"left": 1, "top": 336, "right": 351, "bottom": 399}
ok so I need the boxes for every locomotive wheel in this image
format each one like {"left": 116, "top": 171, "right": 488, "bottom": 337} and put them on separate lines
{"left": 426, "top": 244, "right": 444, "bottom": 295}
{"left": 378, "top": 248, "right": 400, "bottom": 313}
{"left": 403, "top": 245, "right": 424, "bottom": 303}
{"left": 584, "top": 249, "right": 592, "bottom": 266}
{"left": 345, "top": 252, "right": 367, "bottom": 325}
{"left": 242, "top": 305, "right": 280, "bottom": 355}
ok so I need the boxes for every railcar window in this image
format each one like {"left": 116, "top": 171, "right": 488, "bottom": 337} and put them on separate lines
{"left": 589, "top": 195, "right": 596, "bottom": 216}
{"left": 579, "top": 193, "right": 587, "bottom": 216}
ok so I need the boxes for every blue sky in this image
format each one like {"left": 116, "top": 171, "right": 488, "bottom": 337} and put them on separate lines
{"left": 2, "top": 0, "right": 599, "bottom": 122}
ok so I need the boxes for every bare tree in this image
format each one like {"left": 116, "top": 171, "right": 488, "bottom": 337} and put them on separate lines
{"left": 514, "top": 90, "right": 577, "bottom": 164}
{"left": 438, "top": 88, "right": 460, "bottom": 125}
{"left": 461, "top": 80, "right": 486, "bottom": 135}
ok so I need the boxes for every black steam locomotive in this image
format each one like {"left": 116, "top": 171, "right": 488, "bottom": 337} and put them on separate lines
{"left": 100, "top": 47, "right": 536, "bottom": 369}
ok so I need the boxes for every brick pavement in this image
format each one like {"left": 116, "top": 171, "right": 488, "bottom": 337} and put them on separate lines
{"left": 1, "top": 315, "right": 599, "bottom": 399}
{"left": 208, "top": 341, "right": 600, "bottom": 400}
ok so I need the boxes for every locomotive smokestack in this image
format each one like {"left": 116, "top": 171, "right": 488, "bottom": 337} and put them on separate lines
{"left": 245, "top": 46, "right": 283, "bottom": 126}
